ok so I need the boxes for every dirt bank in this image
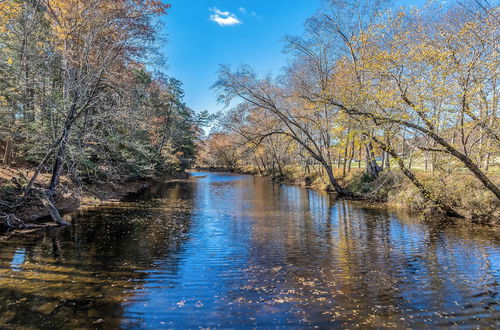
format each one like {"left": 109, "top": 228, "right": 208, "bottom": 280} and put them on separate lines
{"left": 0, "top": 166, "right": 188, "bottom": 233}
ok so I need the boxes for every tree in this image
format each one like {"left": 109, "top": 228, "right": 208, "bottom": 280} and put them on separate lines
{"left": 0, "top": 1, "right": 208, "bottom": 226}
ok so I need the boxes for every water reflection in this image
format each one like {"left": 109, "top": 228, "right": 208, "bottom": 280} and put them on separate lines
{"left": 9, "top": 249, "right": 26, "bottom": 272}
{"left": 0, "top": 182, "right": 193, "bottom": 328}
{"left": 0, "top": 172, "right": 498, "bottom": 328}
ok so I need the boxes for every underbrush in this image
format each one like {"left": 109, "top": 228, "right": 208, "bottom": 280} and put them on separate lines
{"left": 387, "top": 172, "right": 499, "bottom": 224}
{"left": 241, "top": 164, "right": 499, "bottom": 225}
{"left": 0, "top": 165, "right": 186, "bottom": 230}
{"left": 345, "top": 170, "right": 404, "bottom": 202}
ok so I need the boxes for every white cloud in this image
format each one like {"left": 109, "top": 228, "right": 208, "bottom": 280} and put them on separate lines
{"left": 209, "top": 7, "right": 242, "bottom": 26}
{"left": 214, "top": 8, "right": 230, "bottom": 16}
{"left": 239, "top": 7, "right": 247, "bottom": 14}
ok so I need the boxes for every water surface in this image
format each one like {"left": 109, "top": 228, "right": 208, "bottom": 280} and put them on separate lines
{"left": 0, "top": 172, "right": 498, "bottom": 328}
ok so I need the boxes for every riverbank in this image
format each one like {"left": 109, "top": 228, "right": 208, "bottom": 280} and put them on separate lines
{"left": 0, "top": 171, "right": 498, "bottom": 328}
{"left": 196, "top": 166, "right": 500, "bottom": 225}
{"left": 0, "top": 166, "right": 188, "bottom": 233}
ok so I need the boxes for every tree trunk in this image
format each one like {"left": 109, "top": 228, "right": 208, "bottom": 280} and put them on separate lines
{"left": 365, "top": 141, "right": 381, "bottom": 179}
{"left": 342, "top": 139, "right": 349, "bottom": 177}
{"left": 47, "top": 89, "right": 81, "bottom": 195}
{"left": 484, "top": 151, "right": 491, "bottom": 172}
{"left": 262, "top": 157, "right": 269, "bottom": 175}
{"left": 48, "top": 125, "right": 71, "bottom": 195}
{"left": 38, "top": 192, "right": 71, "bottom": 226}
{"left": 274, "top": 154, "right": 284, "bottom": 178}
{"left": 255, "top": 157, "right": 263, "bottom": 175}
{"left": 322, "top": 161, "right": 346, "bottom": 195}
{"left": 372, "top": 137, "right": 462, "bottom": 218}
{"left": 348, "top": 138, "right": 355, "bottom": 172}
{"left": 3, "top": 139, "right": 13, "bottom": 165}
{"left": 358, "top": 143, "right": 362, "bottom": 169}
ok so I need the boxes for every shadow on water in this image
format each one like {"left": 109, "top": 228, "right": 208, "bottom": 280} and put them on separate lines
{"left": 0, "top": 181, "right": 194, "bottom": 329}
{"left": 0, "top": 172, "right": 498, "bottom": 328}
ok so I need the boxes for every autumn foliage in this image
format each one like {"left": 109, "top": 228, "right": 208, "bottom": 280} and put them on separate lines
{"left": 208, "top": 0, "right": 499, "bottom": 220}
{"left": 0, "top": 0, "right": 207, "bottom": 225}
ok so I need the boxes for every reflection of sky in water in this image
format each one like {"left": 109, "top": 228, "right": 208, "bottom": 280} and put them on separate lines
{"left": 124, "top": 173, "right": 254, "bottom": 328}
{"left": 0, "top": 172, "right": 498, "bottom": 329}
{"left": 10, "top": 248, "right": 26, "bottom": 272}
{"left": 122, "top": 173, "right": 500, "bottom": 328}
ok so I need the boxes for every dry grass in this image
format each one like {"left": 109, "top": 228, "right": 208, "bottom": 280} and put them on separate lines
{"left": 241, "top": 164, "right": 500, "bottom": 225}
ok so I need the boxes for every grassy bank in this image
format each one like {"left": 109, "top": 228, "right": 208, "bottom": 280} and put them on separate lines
{"left": 227, "top": 165, "right": 500, "bottom": 225}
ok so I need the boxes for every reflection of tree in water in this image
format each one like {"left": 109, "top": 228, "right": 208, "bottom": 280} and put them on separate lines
{"left": 234, "top": 179, "right": 499, "bottom": 328}
{"left": 0, "top": 182, "right": 195, "bottom": 329}
{"left": 0, "top": 175, "right": 498, "bottom": 328}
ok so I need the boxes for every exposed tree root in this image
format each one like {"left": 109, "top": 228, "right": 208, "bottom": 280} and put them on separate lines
{"left": 0, "top": 212, "right": 28, "bottom": 229}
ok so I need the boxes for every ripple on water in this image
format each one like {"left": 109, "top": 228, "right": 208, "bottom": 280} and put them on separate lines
{"left": 0, "top": 173, "right": 498, "bottom": 328}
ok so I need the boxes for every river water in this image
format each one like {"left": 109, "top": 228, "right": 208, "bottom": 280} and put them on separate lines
{"left": 0, "top": 172, "right": 498, "bottom": 328}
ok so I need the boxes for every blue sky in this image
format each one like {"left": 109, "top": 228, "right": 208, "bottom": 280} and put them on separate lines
{"left": 160, "top": 0, "right": 427, "bottom": 114}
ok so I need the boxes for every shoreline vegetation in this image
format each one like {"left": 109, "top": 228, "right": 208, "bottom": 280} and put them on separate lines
{"left": 195, "top": 166, "right": 499, "bottom": 225}
{"left": 198, "top": 1, "right": 499, "bottom": 224}
{"left": 0, "top": 1, "right": 209, "bottom": 232}
{"left": 0, "top": 166, "right": 188, "bottom": 235}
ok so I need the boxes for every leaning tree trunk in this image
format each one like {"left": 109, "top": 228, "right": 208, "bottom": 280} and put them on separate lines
{"left": 48, "top": 100, "right": 78, "bottom": 196}
{"left": 401, "top": 95, "right": 500, "bottom": 200}
{"left": 322, "top": 161, "right": 347, "bottom": 195}
{"left": 48, "top": 125, "right": 71, "bottom": 196}
{"left": 372, "top": 136, "right": 462, "bottom": 218}
{"left": 38, "top": 192, "right": 71, "bottom": 226}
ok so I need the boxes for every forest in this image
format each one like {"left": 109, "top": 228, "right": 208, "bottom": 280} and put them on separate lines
{"left": 0, "top": 0, "right": 499, "bottom": 228}
{"left": 198, "top": 0, "right": 500, "bottom": 223}
{"left": 0, "top": 0, "right": 208, "bottom": 227}
{"left": 0, "top": 0, "right": 498, "bottom": 328}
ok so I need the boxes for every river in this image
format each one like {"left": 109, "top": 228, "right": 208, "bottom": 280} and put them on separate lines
{"left": 0, "top": 172, "right": 498, "bottom": 328}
